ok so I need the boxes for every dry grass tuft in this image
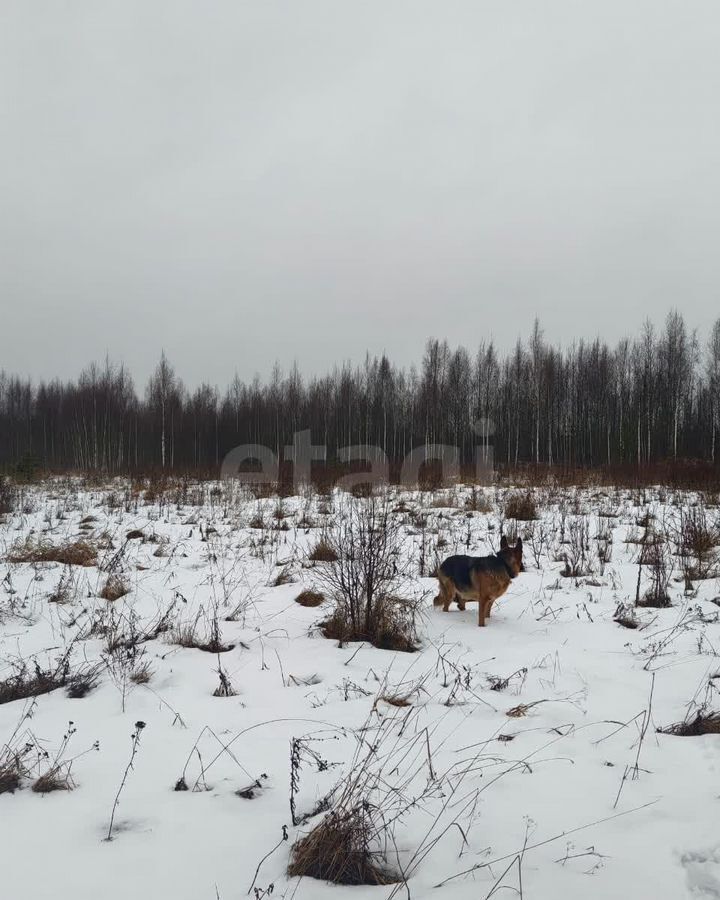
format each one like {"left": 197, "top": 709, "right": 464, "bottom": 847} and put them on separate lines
{"left": 99, "top": 575, "right": 130, "bottom": 602}
{"left": 322, "top": 594, "right": 418, "bottom": 653}
{"left": 7, "top": 538, "right": 98, "bottom": 567}
{"left": 212, "top": 668, "right": 237, "bottom": 697}
{"left": 288, "top": 806, "right": 399, "bottom": 886}
{"left": 308, "top": 539, "right": 339, "bottom": 563}
{"left": 658, "top": 711, "right": 720, "bottom": 737}
{"left": 32, "top": 768, "right": 73, "bottom": 794}
{"left": 65, "top": 669, "right": 100, "bottom": 699}
{"left": 270, "top": 566, "right": 295, "bottom": 587}
{"left": 0, "top": 761, "right": 22, "bottom": 794}
{"left": 0, "top": 662, "right": 65, "bottom": 705}
{"left": 295, "top": 590, "right": 325, "bottom": 608}
{"left": 129, "top": 661, "right": 154, "bottom": 685}
{"left": 170, "top": 623, "right": 234, "bottom": 654}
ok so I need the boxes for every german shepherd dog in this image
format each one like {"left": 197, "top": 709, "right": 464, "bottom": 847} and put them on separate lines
{"left": 434, "top": 537, "right": 523, "bottom": 626}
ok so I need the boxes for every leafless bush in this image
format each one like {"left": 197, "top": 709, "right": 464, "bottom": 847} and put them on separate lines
{"left": 595, "top": 516, "right": 614, "bottom": 571}
{"left": 525, "top": 520, "right": 550, "bottom": 569}
{"left": 676, "top": 506, "right": 719, "bottom": 581}
{"left": 0, "top": 477, "right": 15, "bottom": 516}
{"left": 561, "top": 516, "right": 594, "bottom": 578}
{"left": 464, "top": 486, "right": 492, "bottom": 513}
{"left": 504, "top": 492, "right": 537, "bottom": 521}
{"left": 313, "top": 497, "right": 416, "bottom": 652}
{"left": 636, "top": 534, "right": 672, "bottom": 608}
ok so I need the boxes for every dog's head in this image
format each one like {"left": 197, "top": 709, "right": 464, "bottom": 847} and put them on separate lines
{"left": 499, "top": 535, "right": 524, "bottom": 575}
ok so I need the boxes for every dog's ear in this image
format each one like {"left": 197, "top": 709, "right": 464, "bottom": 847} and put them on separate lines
{"left": 516, "top": 537, "right": 523, "bottom": 552}
{"left": 500, "top": 535, "right": 509, "bottom": 550}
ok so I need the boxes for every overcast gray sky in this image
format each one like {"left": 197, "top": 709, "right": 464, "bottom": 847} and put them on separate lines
{"left": 1, "top": 2, "right": 718, "bottom": 388}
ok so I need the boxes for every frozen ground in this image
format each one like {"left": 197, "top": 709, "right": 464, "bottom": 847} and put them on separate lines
{"left": 1, "top": 479, "right": 719, "bottom": 900}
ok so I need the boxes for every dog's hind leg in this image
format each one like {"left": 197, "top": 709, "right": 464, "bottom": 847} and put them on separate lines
{"left": 478, "top": 596, "right": 491, "bottom": 627}
{"left": 435, "top": 576, "right": 454, "bottom": 612}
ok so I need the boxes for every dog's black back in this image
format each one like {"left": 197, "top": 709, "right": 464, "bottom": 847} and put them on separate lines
{"left": 439, "top": 553, "right": 510, "bottom": 591}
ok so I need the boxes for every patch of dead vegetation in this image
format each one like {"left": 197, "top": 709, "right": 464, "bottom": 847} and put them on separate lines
{"left": 0, "top": 659, "right": 98, "bottom": 705}
{"left": 504, "top": 492, "right": 537, "bottom": 521}
{"left": 99, "top": 575, "right": 130, "bottom": 602}
{"left": 288, "top": 806, "right": 399, "bottom": 886}
{"left": 308, "top": 539, "right": 339, "bottom": 563}
{"left": 658, "top": 711, "right": 720, "bottom": 737}
{"left": 7, "top": 538, "right": 98, "bottom": 567}
{"left": 322, "top": 594, "right": 418, "bottom": 653}
{"left": 295, "top": 589, "right": 325, "bottom": 608}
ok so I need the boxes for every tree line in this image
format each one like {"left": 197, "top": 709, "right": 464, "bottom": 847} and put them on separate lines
{"left": 1, "top": 311, "right": 719, "bottom": 475}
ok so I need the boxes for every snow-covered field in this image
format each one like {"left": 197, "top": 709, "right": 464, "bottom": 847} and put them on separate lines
{"left": 1, "top": 479, "right": 719, "bottom": 900}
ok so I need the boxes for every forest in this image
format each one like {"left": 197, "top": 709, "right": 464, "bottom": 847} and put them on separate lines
{"left": 1, "top": 312, "right": 719, "bottom": 475}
